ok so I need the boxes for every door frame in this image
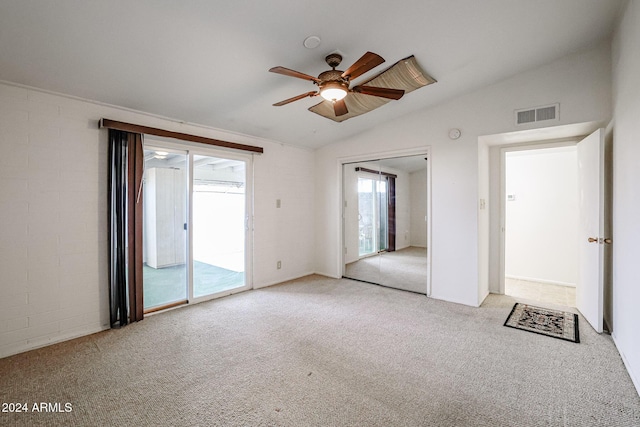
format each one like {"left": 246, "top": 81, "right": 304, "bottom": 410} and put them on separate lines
{"left": 338, "top": 146, "right": 432, "bottom": 296}
{"left": 143, "top": 137, "right": 255, "bottom": 309}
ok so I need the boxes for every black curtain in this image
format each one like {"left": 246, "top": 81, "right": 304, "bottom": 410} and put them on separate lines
{"left": 387, "top": 176, "right": 396, "bottom": 252}
{"left": 108, "top": 129, "right": 144, "bottom": 328}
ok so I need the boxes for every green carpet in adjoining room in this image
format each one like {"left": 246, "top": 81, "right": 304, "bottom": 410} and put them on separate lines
{"left": 143, "top": 261, "right": 244, "bottom": 309}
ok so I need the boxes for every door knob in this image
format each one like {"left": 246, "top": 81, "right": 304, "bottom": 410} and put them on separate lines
{"left": 588, "top": 237, "right": 598, "bottom": 243}
{"left": 604, "top": 238, "right": 612, "bottom": 244}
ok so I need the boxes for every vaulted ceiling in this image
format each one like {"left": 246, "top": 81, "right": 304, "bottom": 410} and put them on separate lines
{"left": 0, "top": 0, "right": 624, "bottom": 149}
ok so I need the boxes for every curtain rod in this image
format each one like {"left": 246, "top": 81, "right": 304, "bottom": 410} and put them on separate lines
{"left": 355, "top": 167, "right": 398, "bottom": 179}
{"left": 100, "top": 118, "right": 264, "bottom": 154}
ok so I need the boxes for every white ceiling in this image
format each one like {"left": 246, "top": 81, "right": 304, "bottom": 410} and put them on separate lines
{"left": 0, "top": 0, "right": 624, "bottom": 149}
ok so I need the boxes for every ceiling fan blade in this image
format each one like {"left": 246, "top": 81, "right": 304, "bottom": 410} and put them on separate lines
{"left": 333, "top": 99, "right": 348, "bottom": 116}
{"left": 341, "top": 52, "right": 385, "bottom": 80}
{"left": 352, "top": 85, "right": 405, "bottom": 100}
{"left": 269, "top": 66, "right": 320, "bottom": 83}
{"left": 273, "top": 91, "right": 318, "bottom": 106}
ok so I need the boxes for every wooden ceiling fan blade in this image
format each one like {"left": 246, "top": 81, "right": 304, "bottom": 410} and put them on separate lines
{"left": 341, "top": 52, "right": 385, "bottom": 80}
{"left": 269, "top": 66, "right": 320, "bottom": 83}
{"left": 352, "top": 85, "right": 405, "bottom": 100}
{"left": 333, "top": 99, "right": 348, "bottom": 116}
{"left": 273, "top": 91, "right": 318, "bottom": 106}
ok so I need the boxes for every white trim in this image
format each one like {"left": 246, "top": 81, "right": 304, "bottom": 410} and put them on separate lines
{"left": 253, "top": 272, "right": 317, "bottom": 289}
{"left": 505, "top": 275, "right": 576, "bottom": 288}
{"left": 0, "top": 325, "right": 109, "bottom": 359}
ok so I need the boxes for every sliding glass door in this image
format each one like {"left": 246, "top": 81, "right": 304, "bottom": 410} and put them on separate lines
{"left": 142, "top": 149, "right": 188, "bottom": 310}
{"left": 192, "top": 155, "right": 246, "bottom": 298}
{"left": 143, "top": 144, "right": 251, "bottom": 312}
{"left": 358, "top": 177, "right": 376, "bottom": 256}
{"left": 358, "top": 175, "right": 388, "bottom": 257}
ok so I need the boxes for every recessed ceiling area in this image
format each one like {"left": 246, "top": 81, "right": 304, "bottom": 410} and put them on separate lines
{"left": 0, "top": 0, "right": 624, "bottom": 149}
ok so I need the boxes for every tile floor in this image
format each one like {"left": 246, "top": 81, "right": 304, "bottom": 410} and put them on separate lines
{"left": 143, "top": 261, "right": 245, "bottom": 310}
{"left": 505, "top": 277, "right": 576, "bottom": 307}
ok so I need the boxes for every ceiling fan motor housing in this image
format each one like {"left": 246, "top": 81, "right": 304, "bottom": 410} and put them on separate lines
{"left": 318, "top": 69, "right": 347, "bottom": 84}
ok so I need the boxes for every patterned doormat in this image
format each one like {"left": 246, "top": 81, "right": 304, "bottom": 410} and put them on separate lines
{"left": 504, "top": 303, "right": 580, "bottom": 343}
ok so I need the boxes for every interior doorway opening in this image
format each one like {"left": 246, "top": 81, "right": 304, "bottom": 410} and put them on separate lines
{"left": 503, "top": 145, "right": 578, "bottom": 308}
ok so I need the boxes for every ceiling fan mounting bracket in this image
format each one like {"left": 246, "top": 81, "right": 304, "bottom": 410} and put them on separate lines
{"left": 325, "top": 53, "right": 343, "bottom": 69}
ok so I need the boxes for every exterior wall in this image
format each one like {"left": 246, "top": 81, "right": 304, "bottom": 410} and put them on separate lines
{"left": 0, "top": 83, "right": 315, "bottom": 358}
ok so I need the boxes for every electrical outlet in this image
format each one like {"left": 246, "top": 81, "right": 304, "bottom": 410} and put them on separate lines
{"left": 276, "top": 199, "right": 281, "bottom": 208}
{"left": 277, "top": 261, "right": 281, "bottom": 269}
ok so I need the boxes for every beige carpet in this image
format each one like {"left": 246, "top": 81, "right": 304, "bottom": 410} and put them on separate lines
{"left": 1, "top": 275, "right": 639, "bottom": 426}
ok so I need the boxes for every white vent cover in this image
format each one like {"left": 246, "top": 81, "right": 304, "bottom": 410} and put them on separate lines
{"left": 515, "top": 103, "right": 559, "bottom": 125}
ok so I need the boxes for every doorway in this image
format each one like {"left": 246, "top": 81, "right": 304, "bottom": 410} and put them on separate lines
{"left": 142, "top": 143, "right": 252, "bottom": 312}
{"left": 503, "top": 145, "right": 578, "bottom": 307}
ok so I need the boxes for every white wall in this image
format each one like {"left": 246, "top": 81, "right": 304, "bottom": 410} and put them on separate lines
{"left": 504, "top": 147, "right": 578, "bottom": 286}
{"left": 252, "top": 141, "right": 316, "bottom": 288}
{"left": 611, "top": 0, "right": 640, "bottom": 395}
{"left": 0, "top": 82, "right": 316, "bottom": 358}
{"left": 409, "top": 170, "right": 427, "bottom": 247}
{"left": 315, "top": 43, "right": 612, "bottom": 307}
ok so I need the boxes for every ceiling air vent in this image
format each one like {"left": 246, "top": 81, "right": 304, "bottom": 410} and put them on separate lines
{"left": 515, "top": 103, "right": 559, "bottom": 125}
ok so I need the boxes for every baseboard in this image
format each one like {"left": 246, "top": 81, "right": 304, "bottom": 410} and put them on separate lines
{"left": 253, "top": 271, "right": 317, "bottom": 289}
{"left": 0, "top": 324, "right": 110, "bottom": 360}
{"left": 612, "top": 333, "right": 640, "bottom": 397}
{"left": 478, "top": 290, "right": 490, "bottom": 307}
{"left": 429, "top": 292, "right": 479, "bottom": 308}
{"left": 505, "top": 275, "right": 576, "bottom": 288}
{"left": 311, "top": 270, "right": 341, "bottom": 279}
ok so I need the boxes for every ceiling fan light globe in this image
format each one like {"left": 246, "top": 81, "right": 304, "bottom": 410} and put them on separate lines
{"left": 321, "top": 87, "right": 347, "bottom": 102}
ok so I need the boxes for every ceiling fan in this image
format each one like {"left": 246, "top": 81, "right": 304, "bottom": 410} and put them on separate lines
{"left": 269, "top": 52, "right": 405, "bottom": 117}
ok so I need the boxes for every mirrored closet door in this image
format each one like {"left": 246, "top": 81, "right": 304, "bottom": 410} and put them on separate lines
{"left": 342, "top": 154, "right": 429, "bottom": 294}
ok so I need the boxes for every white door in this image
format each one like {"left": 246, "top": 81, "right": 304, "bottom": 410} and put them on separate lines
{"left": 576, "top": 128, "right": 605, "bottom": 333}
